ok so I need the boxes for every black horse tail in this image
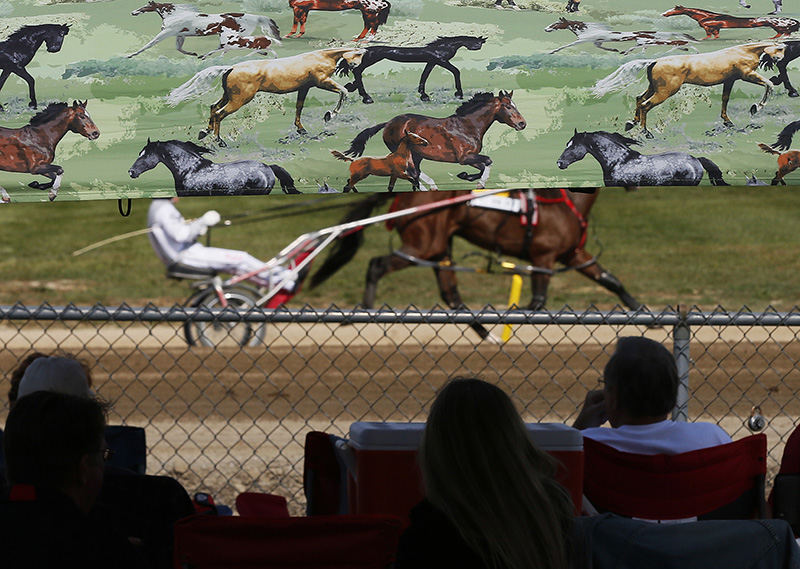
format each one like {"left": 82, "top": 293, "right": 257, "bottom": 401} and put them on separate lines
{"left": 335, "top": 58, "right": 351, "bottom": 77}
{"left": 269, "top": 164, "right": 301, "bottom": 194}
{"left": 773, "top": 119, "right": 800, "bottom": 151}
{"left": 344, "top": 122, "right": 387, "bottom": 158}
{"left": 309, "top": 194, "right": 393, "bottom": 289}
{"left": 698, "top": 157, "right": 729, "bottom": 186}
{"left": 378, "top": 2, "right": 391, "bottom": 26}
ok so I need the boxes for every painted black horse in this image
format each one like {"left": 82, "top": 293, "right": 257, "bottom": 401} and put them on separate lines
{"left": 766, "top": 39, "right": 800, "bottom": 97}
{"left": 0, "top": 24, "right": 69, "bottom": 111}
{"left": 128, "top": 139, "right": 300, "bottom": 196}
{"left": 344, "top": 35, "right": 486, "bottom": 104}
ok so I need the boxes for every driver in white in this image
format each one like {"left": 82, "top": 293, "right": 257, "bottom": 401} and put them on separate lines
{"left": 148, "top": 198, "right": 295, "bottom": 290}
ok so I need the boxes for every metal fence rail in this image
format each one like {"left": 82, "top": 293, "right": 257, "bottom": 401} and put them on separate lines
{"left": 1, "top": 304, "right": 799, "bottom": 514}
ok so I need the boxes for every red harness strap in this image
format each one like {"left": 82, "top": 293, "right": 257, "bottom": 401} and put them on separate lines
{"left": 535, "top": 189, "right": 589, "bottom": 249}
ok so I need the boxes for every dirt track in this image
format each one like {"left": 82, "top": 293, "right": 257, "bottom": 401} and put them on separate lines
{"left": 1, "top": 320, "right": 799, "bottom": 513}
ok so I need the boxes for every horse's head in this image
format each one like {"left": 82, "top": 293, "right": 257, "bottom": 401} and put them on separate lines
{"left": 661, "top": 6, "right": 686, "bottom": 17}
{"left": 402, "top": 130, "right": 429, "bottom": 147}
{"left": 464, "top": 36, "right": 487, "bottom": 51}
{"left": 45, "top": 24, "right": 69, "bottom": 53}
{"left": 495, "top": 90, "right": 526, "bottom": 131}
{"left": 557, "top": 130, "right": 588, "bottom": 169}
{"left": 132, "top": 1, "right": 172, "bottom": 16}
{"left": 68, "top": 101, "right": 100, "bottom": 141}
{"left": 761, "top": 43, "right": 786, "bottom": 69}
{"left": 129, "top": 138, "right": 160, "bottom": 178}
{"left": 545, "top": 18, "right": 570, "bottom": 32}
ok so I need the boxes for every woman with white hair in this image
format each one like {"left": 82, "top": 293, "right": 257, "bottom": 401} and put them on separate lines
{"left": 396, "top": 377, "right": 573, "bottom": 569}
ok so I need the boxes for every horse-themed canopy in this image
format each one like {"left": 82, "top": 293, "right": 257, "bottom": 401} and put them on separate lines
{"left": 1, "top": 0, "right": 799, "bottom": 202}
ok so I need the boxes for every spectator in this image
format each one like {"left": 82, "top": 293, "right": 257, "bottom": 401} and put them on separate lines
{"left": 574, "top": 336, "right": 731, "bottom": 454}
{"left": 396, "top": 377, "right": 573, "bottom": 569}
{"left": 7, "top": 351, "right": 92, "bottom": 405}
{"left": 1, "top": 391, "right": 144, "bottom": 568}
{"left": 148, "top": 197, "right": 298, "bottom": 290}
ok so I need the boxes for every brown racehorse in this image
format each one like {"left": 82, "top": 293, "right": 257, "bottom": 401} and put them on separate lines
{"left": 661, "top": 6, "right": 799, "bottom": 39}
{"left": 0, "top": 100, "right": 100, "bottom": 201}
{"left": 308, "top": 190, "right": 641, "bottom": 340}
{"left": 343, "top": 91, "right": 526, "bottom": 190}
{"left": 758, "top": 143, "right": 800, "bottom": 185}
{"left": 331, "top": 130, "right": 428, "bottom": 192}
{"left": 286, "top": 0, "right": 391, "bottom": 40}
{"left": 593, "top": 42, "right": 786, "bottom": 138}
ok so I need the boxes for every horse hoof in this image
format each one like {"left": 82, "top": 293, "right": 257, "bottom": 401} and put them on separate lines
{"left": 28, "top": 102, "right": 37, "bottom": 109}
{"left": 217, "top": 139, "right": 227, "bottom": 148}
{"left": 454, "top": 92, "right": 463, "bottom": 99}
{"left": 790, "top": 91, "right": 800, "bottom": 98}
{"left": 643, "top": 130, "right": 654, "bottom": 139}
{"left": 750, "top": 104, "right": 758, "bottom": 116}
{"left": 48, "top": 191, "right": 57, "bottom": 202}
{"left": 363, "top": 96, "right": 374, "bottom": 104}
{"left": 419, "top": 94, "right": 430, "bottom": 102}
{"left": 198, "top": 130, "right": 208, "bottom": 140}
{"left": 624, "top": 121, "right": 636, "bottom": 131}
{"left": 345, "top": 83, "right": 356, "bottom": 92}
{"left": 297, "top": 128, "right": 308, "bottom": 135}
{"left": 323, "top": 111, "right": 332, "bottom": 122}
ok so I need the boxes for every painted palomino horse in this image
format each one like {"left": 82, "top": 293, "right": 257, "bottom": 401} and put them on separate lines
{"left": 343, "top": 91, "right": 526, "bottom": 190}
{"left": 127, "top": 2, "right": 280, "bottom": 58}
{"left": 0, "top": 24, "right": 69, "bottom": 110}
{"left": 331, "top": 130, "right": 428, "bottom": 192}
{"left": 0, "top": 101, "right": 100, "bottom": 201}
{"left": 593, "top": 42, "right": 786, "bottom": 138}
{"left": 544, "top": 18, "right": 697, "bottom": 55}
{"left": 662, "top": 6, "right": 798, "bottom": 39}
{"left": 557, "top": 131, "right": 728, "bottom": 186}
{"left": 344, "top": 36, "right": 486, "bottom": 104}
{"left": 128, "top": 139, "right": 298, "bottom": 195}
{"left": 286, "top": 0, "right": 391, "bottom": 40}
{"left": 167, "top": 47, "right": 365, "bottom": 141}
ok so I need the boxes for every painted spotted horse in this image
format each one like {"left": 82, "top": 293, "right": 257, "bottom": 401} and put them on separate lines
{"left": 286, "top": 0, "right": 391, "bottom": 41}
{"left": 127, "top": 2, "right": 280, "bottom": 59}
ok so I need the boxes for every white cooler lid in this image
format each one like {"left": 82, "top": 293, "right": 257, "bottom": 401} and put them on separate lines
{"left": 349, "top": 421, "right": 582, "bottom": 451}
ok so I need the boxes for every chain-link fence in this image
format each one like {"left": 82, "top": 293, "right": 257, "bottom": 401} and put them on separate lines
{"left": 1, "top": 304, "right": 799, "bottom": 514}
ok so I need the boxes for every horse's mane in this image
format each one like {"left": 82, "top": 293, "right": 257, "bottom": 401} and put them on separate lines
{"left": 592, "top": 131, "right": 640, "bottom": 148}
{"left": 166, "top": 139, "right": 214, "bottom": 156}
{"left": 426, "top": 36, "right": 481, "bottom": 47}
{"left": 335, "top": 58, "right": 351, "bottom": 77}
{"left": 455, "top": 92, "right": 495, "bottom": 116}
{"left": 29, "top": 102, "right": 68, "bottom": 126}
{"left": 6, "top": 24, "right": 66, "bottom": 42}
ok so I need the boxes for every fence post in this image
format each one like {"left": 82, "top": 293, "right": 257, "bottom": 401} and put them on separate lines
{"left": 672, "top": 304, "right": 690, "bottom": 422}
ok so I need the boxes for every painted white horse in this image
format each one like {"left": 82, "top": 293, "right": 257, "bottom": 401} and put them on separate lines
{"left": 739, "top": 0, "right": 783, "bottom": 14}
{"left": 544, "top": 18, "right": 698, "bottom": 55}
{"left": 127, "top": 2, "right": 280, "bottom": 59}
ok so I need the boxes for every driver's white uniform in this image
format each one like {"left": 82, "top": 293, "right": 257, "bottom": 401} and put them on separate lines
{"left": 148, "top": 199, "right": 293, "bottom": 289}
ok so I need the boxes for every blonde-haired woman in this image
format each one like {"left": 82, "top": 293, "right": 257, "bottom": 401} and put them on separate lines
{"left": 396, "top": 377, "right": 573, "bottom": 569}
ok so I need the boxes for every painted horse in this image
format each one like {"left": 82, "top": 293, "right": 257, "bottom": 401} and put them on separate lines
{"left": 762, "top": 40, "right": 800, "bottom": 97}
{"left": 331, "top": 130, "right": 428, "bottom": 192}
{"left": 344, "top": 36, "right": 486, "bottom": 104}
{"left": 343, "top": 91, "right": 526, "bottom": 190}
{"left": 127, "top": 2, "right": 280, "bottom": 58}
{"left": 128, "top": 139, "right": 298, "bottom": 195}
{"left": 770, "top": 119, "right": 800, "bottom": 150}
{"left": 167, "top": 47, "right": 365, "bottom": 141}
{"left": 661, "top": 6, "right": 798, "bottom": 39}
{"left": 308, "top": 190, "right": 641, "bottom": 340}
{"left": 0, "top": 24, "right": 69, "bottom": 111}
{"left": 593, "top": 42, "right": 786, "bottom": 138}
{"left": 557, "top": 131, "right": 728, "bottom": 186}
{"left": 286, "top": 0, "right": 391, "bottom": 41}
{"left": 0, "top": 101, "right": 99, "bottom": 201}
{"left": 544, "top": 18, "right": 697, "bottom": 55}
{"left": 757, "top": 142, "right": 799, "bottom": 184}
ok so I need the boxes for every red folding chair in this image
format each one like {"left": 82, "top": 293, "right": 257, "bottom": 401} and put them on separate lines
{"left": 583, "top": 434, "right": 767, "bottom": 520}
{"left": 235, "top": 493, "right": 290, "bottom": 518}
{"left": 173, "top": 514, "right": 403, "bottom": 569}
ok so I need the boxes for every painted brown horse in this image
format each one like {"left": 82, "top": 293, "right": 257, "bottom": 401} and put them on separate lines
{"left": 0, "top": 100, "right": 99, "bottom": 201}
{"left": 308, "top": 190, "right": 641, "bottom": 340}
{"left": 344, "top": 91, "right": 526, "bottom": 190}
{"left": 758, "top": 143, "right": 800, "bottom": 184}
{"left": 286, "top": 0, "right": 391, "bottom": 40}
{"left": 662, "top": 6, "right": 799, "bottom": 39}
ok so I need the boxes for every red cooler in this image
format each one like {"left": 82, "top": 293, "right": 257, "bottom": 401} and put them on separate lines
{"left": 346, "top": 422, "right": 583, "bottom": 523}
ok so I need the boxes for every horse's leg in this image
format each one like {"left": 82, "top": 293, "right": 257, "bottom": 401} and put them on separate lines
{"left": 549, "top": 39, "right": 589, "bottom": 54}
{"left": 363, "top": 253, "right": 414, "bottom": 308}
{"left": 740, "top": 73, "right": 773, "bottom": 116}
{"left": 628, "top": 84, "right": 655, "bottom": 131}
{"left": 439, "top": 60, "right": 465, "bottom": 99}
{"left": 569, "top": 248, "right": 641, "bottom": 310}
{"left": 594, "top": 40, "right": 621, "bottom": 53}
{"left": 417, "top": 62, "right": 436, "bottom": 102}
{"left": 434, "top": 266, "right": 493, "bottom": 340}
{"left": 294, "top": 9, "right": 310, "bottom": 38}
{"left": 347, "top": 66, "right": 374, "bottom": 104}
{"left": 771, "top": 59, "right": 799, "bottom": 97}
{"left": 127, "top": 29, "right": 174, "bottom": 57}
{"left": 28, "top": 164, "right": 64, "bottom": 201}
{"left": 175, "top": 35, "right": 198, "bottom": 57}
{"left": 387, "top": 174, "right": 397, "bottom": 192}
{"left": 456, "top": 154, "right": 492, "bottom": 188}
{"left": 315, "top": 79, "right": 348, "bottom": 123}
{"left": 0, "top": 69, "right": 11, "bottom": 111}
{"left": 720, "top": 79, "right": 735, "bottom": 127}
{"left": 14, "top": 68, "right": 37, "bottom": 109}
{"left": 209, "top": 87, "right": 257, "bottom": 146}
{"left": 295, "top": 86, "right": 310, "bottom": 134}
{"left": 638, "top": 80, "right": 681, "bottom": 138}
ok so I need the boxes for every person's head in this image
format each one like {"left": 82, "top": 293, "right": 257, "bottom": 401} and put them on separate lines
{"left": 603, "top": 336, "right": 678, "bottom": 426}
{"left": 4, "top": 391, "right": 109, "bottom": 513}
{"left": 420, "top": 377, "right": 571, "bottom": 569}
{"left": 8, "top": 353, "right": 93, "bottom": 406}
